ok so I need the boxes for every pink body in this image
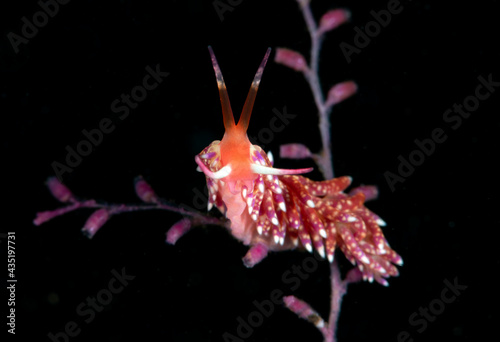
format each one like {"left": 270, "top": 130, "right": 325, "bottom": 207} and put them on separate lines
{"left": 196, "top": 47, "right": 402, "bottom": 282}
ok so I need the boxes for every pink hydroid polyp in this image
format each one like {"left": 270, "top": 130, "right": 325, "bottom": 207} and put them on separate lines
{"left": 82, "top": 209, "right": 109, "bottom": 239}
{"left": 326, "top": 81, "right": 358, "bottom": 107}
{"left": 318, "top": 9, "right": 351, "bottom": 35}
{"left": 275, "top": 48, "right": 308, "bottom": 72}
{"left": 134, "top": 176, "right": 159, "bottom": 203}
{"left": 47, "top": 177, "right": 75, "bottom": 203}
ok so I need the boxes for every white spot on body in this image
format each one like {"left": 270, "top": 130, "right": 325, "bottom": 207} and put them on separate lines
{"left": 258, "top": 183, "right": 265, "bottom": 193}
{"left": 347, "top": 216, "right": 357, "bottom": 222}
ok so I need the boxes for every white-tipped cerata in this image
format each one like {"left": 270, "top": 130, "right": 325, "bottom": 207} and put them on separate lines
{"left": 250, "top": 164, "right": 313, "bottom": 176}
{"left": 327, "top": 253, "right": 334, "bottom": 263}
{"left": 267, "top": 150, "right": 274, "bottom": 164}
{"left": 318, "top": 246, "right": 326, "bottom": 258}
{"left": 195, "top": 155, "right": 232, "bottom": 179}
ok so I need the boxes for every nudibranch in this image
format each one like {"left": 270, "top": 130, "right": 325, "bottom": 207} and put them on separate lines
{"left": 196, "top": 47, "right": 402, "bottom": 284}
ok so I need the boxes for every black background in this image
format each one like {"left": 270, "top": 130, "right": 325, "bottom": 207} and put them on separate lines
{"left": 1, "top": 0, "right": 499, "bottom": 341}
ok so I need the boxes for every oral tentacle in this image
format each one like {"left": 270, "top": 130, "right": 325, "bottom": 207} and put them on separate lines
{"left": 195, "top": 155, "right": 232, "bottom": 179}
{"left": 250, "top": 164, "right": 314, "bottom": 176}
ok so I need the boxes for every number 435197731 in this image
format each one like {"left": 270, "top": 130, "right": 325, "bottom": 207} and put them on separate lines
{"left": 7, "top": 232, "right": 15, "bottom": 278}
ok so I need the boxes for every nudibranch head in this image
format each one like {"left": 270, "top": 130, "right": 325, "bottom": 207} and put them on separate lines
{"left": 196, "top": 47, "right": 313, "bottom": 189}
